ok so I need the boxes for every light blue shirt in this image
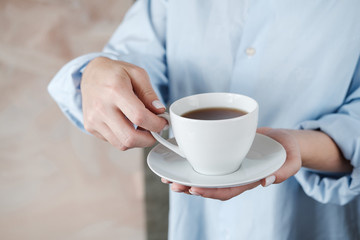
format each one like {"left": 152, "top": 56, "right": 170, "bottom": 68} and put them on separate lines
{"left": 48, "top": 1, "right": 360, "bottom": 239}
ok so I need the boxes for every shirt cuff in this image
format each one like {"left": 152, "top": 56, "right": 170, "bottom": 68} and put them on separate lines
{"left": 294, "top": 115, "right": 360, "bottom": 205}
{"left": 48, "top": 52, "right": 121, "bottom": 132}
{"left": 295, "top": 167, "right": 360, "bottom": 205}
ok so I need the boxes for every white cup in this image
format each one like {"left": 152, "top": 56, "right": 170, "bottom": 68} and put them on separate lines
{"left": 151, "top": 92, "right": 259, "bottom": 176}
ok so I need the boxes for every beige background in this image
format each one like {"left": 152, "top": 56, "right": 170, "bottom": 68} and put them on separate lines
{"left": 0, "top": 0, "right": 151, "bottom": 239}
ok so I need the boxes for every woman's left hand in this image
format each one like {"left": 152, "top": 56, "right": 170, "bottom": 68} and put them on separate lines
{"left": 161, "top": 127, "right": 302, "bottom": 201}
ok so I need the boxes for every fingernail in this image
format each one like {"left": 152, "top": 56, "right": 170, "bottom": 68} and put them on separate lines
{"left": 172, "top": 189, "right": 182, "bottom": 193}
{"left": 161, "top": 178, "right": 170, "bottom": 184}
{"left": 152, "top": 100, "right": 165, "bottom": 109}
{"left": 171, "top": 186, "right": 182, "bottom": 192}
{"left": 189, "top": 189, "right": 200, "bottom": 196}
{"left": 264, "top": 175, "right": 276, "bottom": 187}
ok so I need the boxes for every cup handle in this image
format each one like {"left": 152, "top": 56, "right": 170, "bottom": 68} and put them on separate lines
{"left": 150, "top": 113, "right": 186, "bottom": 158}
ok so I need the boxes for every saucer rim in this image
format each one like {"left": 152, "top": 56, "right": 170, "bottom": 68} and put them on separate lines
{"left": 147, "top": 133, "right": 286, "bottom": 188}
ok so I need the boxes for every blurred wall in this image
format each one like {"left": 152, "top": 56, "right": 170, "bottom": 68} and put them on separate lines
{"left": 0, "top": 1, "right": 148, "bottom": 239}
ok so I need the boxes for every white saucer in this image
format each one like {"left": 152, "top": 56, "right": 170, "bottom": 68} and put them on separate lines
{"left": 147, "top": 133, "right": 286, "bottom": 188}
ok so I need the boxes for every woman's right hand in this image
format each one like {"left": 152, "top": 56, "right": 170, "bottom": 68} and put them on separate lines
{"left": 81, "top": 57, "right": 167, "bottom": 150}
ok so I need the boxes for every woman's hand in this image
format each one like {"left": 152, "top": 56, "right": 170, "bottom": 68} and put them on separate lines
{"left": 162, "top": 127, "right": 302, "bottom": 201}
{"left": 81, "top": 57, "right": 167, "bottom": 150}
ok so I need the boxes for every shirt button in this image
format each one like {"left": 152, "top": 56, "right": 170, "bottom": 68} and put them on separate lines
{"left": 245, "top": 47, "right": 256, "bottom": 56}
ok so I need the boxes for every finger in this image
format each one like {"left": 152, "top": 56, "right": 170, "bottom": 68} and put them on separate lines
{"left": 161, "top": 178, "right": 172, "bottom": 184}
{"left": 171, "top": 183, "right": 191, "bottom": 194}
{"left": 259, "top": 130, "right": 301, "bottom": 186}
{"left": 122, "top": 63, "right": 166, "bottom": 114}
{"left": 104, "top": 107, "right": 157, "bottom": 149}
{"left": 268, "top": 141, "right": 301, "bottom": 184}
{"left": 91, "top": 130, "right": 107, "bottom": 142}
{"left": 189, "top": 181, "right": 260, "bottom": 201}
{"left": 114, "top": 88, "right": 167, "bottom": 133}
{"left": 83, "top": 111, "right": 109, "bottom": 143}
{"left": 93, "top": 122, "right": 129, "bottom": 151}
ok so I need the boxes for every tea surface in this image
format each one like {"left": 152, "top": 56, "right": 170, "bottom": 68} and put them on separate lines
{"left": 181, "top": 107, "right": 247, "bottom": 120}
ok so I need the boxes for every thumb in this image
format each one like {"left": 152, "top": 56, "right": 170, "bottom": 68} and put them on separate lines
{"left": 126, "top": 65, "right": 166, "bottom": 114}
{"left": 259, "top": 129, "right": 301, "bottom": 187}
{"left": 256, "top": 127, "right": 272, "bottom": 134}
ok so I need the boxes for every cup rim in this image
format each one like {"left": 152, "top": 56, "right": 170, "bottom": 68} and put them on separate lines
{"left": 169, "top": 92, "right": 258, "bottom": 122}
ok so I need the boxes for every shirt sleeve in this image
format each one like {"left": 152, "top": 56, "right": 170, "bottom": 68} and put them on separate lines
{"left": 295, "top": 55, "right": 360, "bottom": 205}
{"left": 47, "top": 0, "right": 168, "bottom": 132}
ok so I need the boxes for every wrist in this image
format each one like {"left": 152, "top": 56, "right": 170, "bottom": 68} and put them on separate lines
{"left": 286, "top": 129, "right": 352, "bottom": 173}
